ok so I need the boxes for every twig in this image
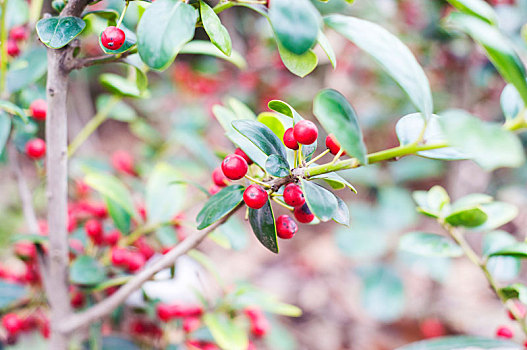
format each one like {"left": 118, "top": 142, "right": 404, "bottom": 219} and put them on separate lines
{"left": 68, "top": 48, "right": 137, "bottom": 71}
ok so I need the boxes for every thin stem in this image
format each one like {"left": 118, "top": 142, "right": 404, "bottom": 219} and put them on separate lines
{"left": 0, "top": 0, "right": 8, "bottom": 97}
{"left": 305, "top": 149, "right": 330, "bottom": 167}
{"left": 245, "top": 175, "right": 271, "bottom": 187}
{"left": 68, "top": 95, "right": 121, "bottom": 157}
{"left": 330, "top": 149, "right": 344, "bottom": 165}
{"left": 272, "top": 197, "right": 293, "bottom": 211}
{"left": 116, "top": 0, "right": 129, "bottom": 28}
{"left": 29, "top": 0, "right": 44, "bottom": 27}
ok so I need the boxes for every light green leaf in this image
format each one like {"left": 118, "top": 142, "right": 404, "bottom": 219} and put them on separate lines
{"left": 445, "top": 0, "right": 497, "bottom": 24}
{"left": 146, "top": 163, "right": 186, "bottom": 224}
{"left": 180, "top": 41, "right": 247, "bottom": 69}
{"left": 84, "top": 172, "right": 136, "bottom": 217}
{"left": 200, "top": 1, "right": 232, "bottom": 56}
{"left": 203, "top": 313, "right": 248, "bottom": 350}
{"left": 399, "top": 232, "right": 463, "bottom": 257}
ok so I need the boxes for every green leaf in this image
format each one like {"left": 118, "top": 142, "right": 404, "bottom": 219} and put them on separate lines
{"left": 265, "top": 154, "right": 290, "bottom": 177}
{"left": 399, "top": 232, "right": 463, "bottom": 257}
{"left": 232, "top": 120, "right": 288, "bottom": 161}
{"left": 229, "top": 284, "right": 302, "bottom": 317}
{"left": 84, "top": 172, "right": 136, "bottom": 217}
{"left": 276, "top": 41, "right": 318, "bottom": 78}
{"left": 395, "top": 336, "right": 519, "bottom": 350}
{"left": 325, "top": 15, "right": 433, "bottom": 118}
{"left": 7, "top": 46, "right": 48, "bottom": 93}
{"left": 439, "top": 109, "right": 525, "bottom": 171}
{"left": 70, "top": 255, "right": 106, "bottom": 286}
{"left": 36, "top": 16, "right": 86, "bottom": 49}
{"left": 500, "top": 83, "right": 524, "bottom": 121}
{"left": 445, "top": 0, "right": 497, "bottom": 24}
{"left": 200, "top": 1, "right": 232, "bottom": 56}
{"left": 488, "top": 242, "right": 527, "bottom": 258}
{"left": 0, "top": 112, "right": 11, "bottom": 155}
{"left": 5, "top": 0, "right": 28, "bottom": 29}
{"left": 501, "top": 284, "right": 527, "bottom": 304}
{"left": 137, "top": 0, "right": 198, "bottom": 70}
{"left": 257, "top": 112, "right": 286, "bottom": 141}
{"left": 0, "top": 279, "right": 28, "bottom": 310}
{"left": 180, "top": 41, "right": 247, "bottom": 69}
{"left": 470, "top": 202, "right": 518, "bottom": 231}
{"left": 313, "top": 89, "right": 367, "bottom": 164}
{"left": 301, "top": 179, "right": 338, "bottom": 222}
{"left": 100, "top": 336, "right": 140, "bottom": 350}
{"left": 332, "top": 196, "right": 350, "bottom": 226}
{"left": 483, "top": 231, "right": 520, "bottom": 281}
{"left": 146, "top": 163, "right": 186, "bottom": 224}
{"left": 203, "top": 313, "right": 248, "bottom": 350}
{"left": 268, "top": 0, "right": 320, "bottom": 55}
{"left": 413, "top": 186, "right": 450, "bottom": 218}
{"left": 312, "top": 172, "right": 357, "bottom": 193}
{"left": 197, "top": 185, "right": 244, "bottom": 230}
{"left": 104, "top": 196, "right": 131, "bottom": 235}
{"left": 395, "top": 113, "right": 465, "bottom": 160}
{"left": 249, "top": 200, "right": 279, "bottom": 254}
{"left": 318, "top": 30, "right": 336, "bottom": 68}
{"left": 99, "top": 67, "right": 148, "bottom": 98}
{"left": 10, "top": 234, "right": 48, "bottom": 244}
{"left": 226, "top": 130, "right": 268, "bottom": 169}
{"left": 360, "top": 265, "right": 404, "bottom": 322}
{"left": 0, "top": 100, "right": 27, "bottom": 123}
{"left": 268, "top": 100, "right": 302, "bottom": 120}
{"left": 445, "top": 13, "right": 527, "bottom": 105}
{"left": 99, "top": 26, "right": 136, "bottom": 55}
{"left": 96, "top": 95, "right": 137, "bottom": 122}
{"left": 82, "top": 9, "right": 119, "bottom": 24}
{"left": 445, "top": 207, "right": 487, "bottom": 227}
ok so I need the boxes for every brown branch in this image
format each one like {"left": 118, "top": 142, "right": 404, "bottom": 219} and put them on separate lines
{"left": 68, "top": 48, "right": 137, "bottom": 71}
{"left": 57, "top": 207, "right": 240, "bottom": 334}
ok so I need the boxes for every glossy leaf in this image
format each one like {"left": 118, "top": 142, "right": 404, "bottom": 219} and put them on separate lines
{"left": 445, "top": 0, "right": 497, "bottom": 24}
{"left": 268, "top": 100, "right": 302, "bottom": 120}
{"left": 318, "top": 30, "right": 336, "bottom": 68}
{"left": 488, "top": 242, "right": 527, "bottom": 258}
{"left": 445, "top": 207, "right": 487, "bottom": 228}
{"left": 413, "top": 186, "right": 450, "bottom": 219}
{"left": 483, "top": 231, "right": 520, "bottom": 281}
{"left": 313, "top": 89, "right": 367, "bottom": 164}
{"left": 0, "top": 113, "right": 11, "bottom": 155}
{"left": 325, "top": 15, "right": 433, "bottom": 118}
{"left": 203, "top": 313, "right": 248, "bottom": 350}
{"left": 395, "top": 336, "right": 519, "bottom": 350}
{"left": 439, "top": 109, "right": 524, "bottom": 171}
{"left": 268, "top": 0, "right": 320, "bottom": 55}
{"left": 104, "top": 196, "right": 131, "bottom": 235}
{"left": 249, "top": 200, "right": 279, "bottom": 254}
{"left": 399, "top": 232, "right": 463, "bottom": 257}
{"left": 395, "top": 113, "right": 465, "bottom": 160}
{"left": 146, "top": 163, "right": 186, "bottom": 224}
{"left": 180, "top": 41, "right": 247, "bottom": 69}
{"left": 197, "top": 185, "right": 244, "bottom": 230}
{"left": 312, "top": 172, "right": 357, "bottom": 193}
{"left": 84, "top": 172, "right": 136, "bottom": 217}
{"left": 257, "top": 113, "right": 286, "bottom": 141}
{"left": 301, "top": 179, "right": 338, "bottom": 222}
{"left": 36, "top": 16, "right": 86, "bottom": 49}
{"left": 265, "top": 154, "right": 290, "bottom": 177}
{"left": 0, "top": 100, "right": 27, "bottom": 123}
{"left": 232, "top": 120, "right": 288, "bottom": 160}
{"left": 332, "top": 196, "right": 350, "bottom": 226}
{"left": 137, "top": 0, "right": 198, "bottom": 70}
{"left": 446, "top": 13, "right": 527, "bottom": 105}
{"left": 360, "top": 265, "right": 404, "bottom": 322}
{"left": 70, "top": 255, "right": 106, "bottom": 286}
{"left": 200, "top": 1, "right": 232, "bottom": 56}
{"left": 0, "top": 279, "right": 27, "bottom": 310}
{"left": 99, "top": 67, "right": 148, "bottom": 98}
{"left": 276, "top": 41, "right": 318, "bottom": 78}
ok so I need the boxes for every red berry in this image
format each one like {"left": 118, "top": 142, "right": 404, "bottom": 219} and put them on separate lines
{"left": 243, "top": 184, "right": 268, "bottom": 209}
{"left": 234, "top": 148, "right": 253, "bottom": 165}
{"left": 75, "top": 179, "right": 90, "bottom": 197}
{"left": 71, "top": 289, "right": 85, "bottom": 308}
{"left": 508, "top": 302, "right": 526, "bottom": 320}
{"left": 103, "top": 229, "right": 121, "bottom": 246}
{"left": 496, "top": 326, "right": 513, "bottom": 339}
{"left": 101, "top": 26, "right": 126, "bottom": 50}
{"left": 127, "top": 252, "right": 146, "bottom": 272}
{"left": 221, "top": 154, "right": 248, "bottom": 180}
{"left": 7, "top": 39, "right": 19, "bottom": 57}
{"left": 2, "top": 314, "right": 22, "bottom": 335}
{"left": 183, "top": 317, "right": 201, "bottom": 333}
{"left": 111, "top": 247, "right": 129, "bottom": 266}
{"left": 251, "top": 316, "right": 269, "bottom": 337}
{"left": 67, "top": 213, "right": 77, "bottom": 233}
{"left": 283, "top": 183, "right": 305, "bottom": 207}
{"left": 84, "top": 219, "right": 103, "bottom": 244}
{"left": 283, "top": 127, "right": 299, "bottom": 150}
{"left": 244, "top": 307, "right": 264, "bottom": 321}
{"left": 276, "top": 215, "right": 298, "bottom": 239}
{"left": 29, "top": 99, "right": 47, "bottom": 121}
{"left": 294, "top": 203, "right": 314, "bottom": 224}
{"left": 419, "top": 318, "right": 445, "bottom": 339}
{"left": 9, "top": 26, "right": 28, "bottom": 41}
{"left": 212, "top": 167, "right": 229, "bottom": 187}
{"left": 157, "top": 303, "right": 175, "bottom": 322}
{"left": 326, "top": 134, "right": 345, "bottom": 155}
{"left": 25, "top": 138, "right": 46, "bottom": 159}
{"left": 180, "top": 305, "right": 203, "bottom": 318}
{"left": 209, "top": 184, "right": 221, "bottom": 195}
{"left": 134, "top": 236, "right": 155, "bottom": 260}
{"left": 293, "top": 120, "right": 318, "bottom": 145}
{"left": 14, "top": 242, "right": 37, "bottom": 261}
{"left": 112, "top": 150, "right": 135, "bottom": 175}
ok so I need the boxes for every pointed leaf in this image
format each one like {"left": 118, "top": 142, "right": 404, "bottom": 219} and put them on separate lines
{"left": 200, "top": 1, "right": 232, "bottom": 56}
{"left": 265, "top": 154, "right": 290, "bottom": 177}
{"left": 197, "top": 185, "right": 244, "bottom": 230}
{"left": 70, "top": 255, "right": 106, "bottom": 286}
{"left": 301, "top": 179, "right": 338, "bottom": 222}
{"left": 249, "top": 200, "right": 278, "bottom": 254}
{"left": 85, "top": 173, "right": 136, "bottom": 217}
{"left": 232, "top": 120, "right": 288, "bottom": 160}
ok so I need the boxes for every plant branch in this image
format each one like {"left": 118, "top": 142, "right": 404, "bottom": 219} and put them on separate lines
{"left": 68, "top": 48, "right": 137, "bottom": 71}
{"left": 57, "top": 207, "right": 241, "bottom": 334}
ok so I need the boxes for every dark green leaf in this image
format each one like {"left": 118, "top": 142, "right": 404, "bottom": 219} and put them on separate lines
{"left": 488, "top": 242, "right": 527, "bottom": 258}
{"left": 446, "top": 13, "right": 527, "bottom": 105}
{"left": 501, "top": 284, "right": 527, "bottom": 304}
{"left": 232, "top": 120, "right": 288, "bottom": 161}
{"left": 137, "top": 0, "right": 198, "bottom": 70}
{"left": 197, "top": 185, "right": 244, "bottom": 230}
{"left": 70, "top": 255, "right": 106, "bottom": 286}
{"left": 203, "top": 313, "right": 248, "bottom": 350}
{"left": 265, "top": 154, "right": 290, "bottom": 177}
{"left": 36, "top": 16, "right": 86, "bottom": 49}
{"left": 146, "top": 163, "right": 186, "bottom": 224}
{"left": 104, "top": 196, "right": 131, "bottom": 235}
{"left": 395, "top": 336, "right": 519, "bottom": 350}
{"left": 483, "top": 231, "right": 520, "bottom": 281}
{"left": 0, "top": 279, "right": 28, "bottom": 310}
{"left": 249, "top": 200, "right": 279, "bottom": 254}
{"left": 301, "top": 179, "right": 338, "bottom": 222}
{"left": 445, "top": 207, "right": 487, "bottom": 227}
{"left": 313, "top": 89, "right": 367, "bottom": 164}
{"left": 439, "top": 109, "right": 524, "bottom": 171}
{"left": 399, "top": 232, "right": 463, "bottom": 257}
{"left": 268, "top": 0, "right": 320, "bottom": 55}
{"left": 325, "top": 15, "right": 433, "bottom": 118}
{"left": 84, "top": 172, "right": 136, "bottom": 217}
{"left": 200, "top": 1, "right": 232, "bottom": 56}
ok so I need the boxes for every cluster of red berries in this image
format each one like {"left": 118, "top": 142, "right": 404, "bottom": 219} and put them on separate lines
{"left": 493, "top": 302, "right": 527, "bottom": 347}
{"left": 283, "top": 120, "right": 318, "bottom": 150}
{"left": 244, "top": 306, "right": 270, "bottom": 338}
{"left": 6, "top": 25, "right": 28, "bottom": 58}
{"left": 1, "top": 312, "right": 49, "bottom": 344}
{"left": 101, "top": 26, "right": 126, "bottom": 50}
{"left": 24, "top": 99, "right": 48, "bottom": 160}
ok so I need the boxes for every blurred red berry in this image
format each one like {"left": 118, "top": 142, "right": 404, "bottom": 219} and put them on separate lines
{"left": 326, "top": 134, "right": 345, "bottom": 155}
{"left": 7, "top": 39, "right": 19, "bottom": 57}
{"left": 111, "top": 247, "right": 129, "bottom": 266}
{"left": 85, "top": 219, "right": 103, "bottom": 244}
{"left": 419, "top": 318, "right": 445, "bottom": 339}
{"left": 25, "top": 138, "right": 46, "bottom": 159}
{"left": 9, "top": 26, "right": 28, "bottom": 41}
{"left": 103, "top": 229, "right": 121, "bottom": 246}
{"left": 2, "top": 313, "right": 23, "bottom": 335}
{"left": 212, "top": 167, "right": 229, "bottom": 187}
{"left": 235, "top": 148, "right": 253, "bottom": 165}
{"left": 508, "top": 302, "right": 526, "bottom": 320}
{"left": 112, "top": 150, "right": 136, "bottom": 176}
{"left": 29, "top": 99, "right": 47, "bottom": 121}
{"left": 209, "top": 184, "right": 221, "bottom": 195}
{"left": 127, "top": 252, "right": 146, "bottom": 272}
{"left": 183, "top": 316, "right": 201, "bottom": 333}
{"left": 496, "top": 326, "right": 513, "bottom": 339}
